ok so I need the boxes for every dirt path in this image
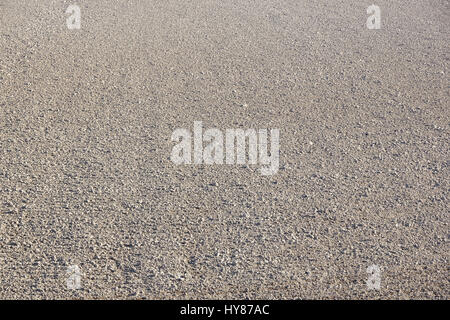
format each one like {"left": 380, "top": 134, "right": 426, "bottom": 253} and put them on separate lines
{"left": 0, "top": 0, "right": 448, "bottom": 299}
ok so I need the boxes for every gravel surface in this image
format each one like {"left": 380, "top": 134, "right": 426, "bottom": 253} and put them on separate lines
{"left": 0, "top": 0, "right": 448, "bottom": 299}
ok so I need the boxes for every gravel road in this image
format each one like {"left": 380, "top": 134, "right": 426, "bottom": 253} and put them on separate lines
{"left": 0, "top": 0, "right": 448, "bottom": 299}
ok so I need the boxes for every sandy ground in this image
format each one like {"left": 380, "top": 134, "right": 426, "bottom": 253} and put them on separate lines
{"left": 0, "top": 0, "right": 448, "bottom": 299}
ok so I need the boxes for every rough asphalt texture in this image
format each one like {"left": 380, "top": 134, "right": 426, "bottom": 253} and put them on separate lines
{"left": 0, "top": 0, "right": 448, "bottom": 299}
